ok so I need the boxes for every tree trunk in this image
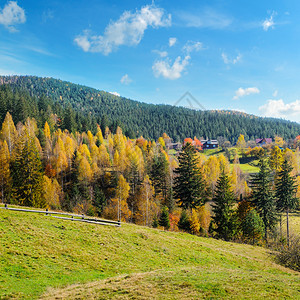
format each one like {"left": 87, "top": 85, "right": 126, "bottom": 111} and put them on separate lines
{"left": 286, "top": 209, "right": 289, "bottom": 248}
{"left": 279, "top": 214, "right": 282, "bottom": 239}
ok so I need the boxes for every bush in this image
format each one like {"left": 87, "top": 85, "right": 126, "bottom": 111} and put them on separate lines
{"left": 275, "top": 235, "right": 300, "bottom": 271}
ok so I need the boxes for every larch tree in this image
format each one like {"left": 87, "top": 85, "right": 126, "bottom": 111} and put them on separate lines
{"left": 0, "top": 140, "right": 11, "bottom": 203}
{"left": 275, "top": 159, "right": 299, "bottom": 247}
{"left": 236, "top": 134, "right": 246, "bottom": 151}
{"left": 136, "top": 175, "right": 155, "bottom": 226}
{"left": 269, "top": 146, "right": 283, "bottom": 173}
{"left": 1, "top": 112, "right": 17, "bottom": 155}
{"left": 11, "top": 131, "right": 45, "bottom": 207}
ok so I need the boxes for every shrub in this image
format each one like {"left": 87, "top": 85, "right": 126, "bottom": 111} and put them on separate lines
{"left": 275, "top": 235, "right": 300, "bottom": 271}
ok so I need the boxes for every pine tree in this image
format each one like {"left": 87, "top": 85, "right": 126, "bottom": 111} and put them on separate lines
{"left": 275, "top": 159, "right": 299, "bottom": 247}
{"left": 212, "top": 170, "right": 236, "bottom": 241}
{"left": 250, "top": 157, "right": 277, "bottom": 241}
{"left": 174, "top": 143, "right": 206, "bottom": 210}
{"left": 159, "top": 206, "right": 170, "bottom": 230}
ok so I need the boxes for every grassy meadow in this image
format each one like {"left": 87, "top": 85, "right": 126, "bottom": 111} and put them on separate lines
{"left": 0, "top": 207, "right": 299, "bottom": 299}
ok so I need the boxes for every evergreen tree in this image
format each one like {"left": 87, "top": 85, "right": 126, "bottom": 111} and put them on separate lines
{"left": 178, "top": 210, "right": 190, "bottom": 232}
{"left": 275, "top": 159, "right": 299, "bottom": 247}
{"left": 93, "top": 186, "right": 106, "bottom": 216}
{"left": 174, "top": 143, "right": 206, "bottom": 210}
{"left": 63, "top": 106, "right": 76, "bottom": 133}
{"left": 11, "top": 131, "right": 45, "bottom": 207}
{"left": 211, "top": 170, "right": 236, "bottom": 241}
{"left": 159, "top": 206, "right": 170, "bottom": 230}
{"left": 250, "top": 157, "right": 277, "bottom": 241}
{"left": 241, "top": 209, "right": 265, "bottom": 245}
{"left": 152, "top": 215, "right": 159, "bottom": 228}
{"left": 150, "top": 152, "right": 169, "bottom": 202}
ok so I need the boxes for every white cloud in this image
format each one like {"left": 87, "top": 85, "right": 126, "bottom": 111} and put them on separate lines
{"left": 153, "top": 50, "right": 168, "bottom": 57}
{"left": 233, "top": 87, "right": 260, "bottom": 100}
{"left": 259, "top": 99, "right": 300, "bottom": 122}
{"left": 183, "top": 41, "right": 203, "bottom": 54}
{"left": 0, "top": 1, "right": 26, "bottom": 31}
{"left": 74, "top": 32, "right": 91, "bottom": 52}
{"left": 109, "top": 91, "right": 120, "bottom": 97}
{"left": 152, "top": 55, "right": 190, "bottom": 80}
{"left": 169, "top": 37, "right": 177, "bottom": 47}
{"left": 178, "top": 9, "right": 232, "bottom": 29}
{"left": 262, "top": 13, "right": 275, "bottom": 31}
{"left": 74, "top": 4, "right": 171, "bottom": 55}
{"left": 120, "top": 74, "right": 132, "bottom": 85}
{"left": 222, "top": 52, "right": 241, "bottom": 65}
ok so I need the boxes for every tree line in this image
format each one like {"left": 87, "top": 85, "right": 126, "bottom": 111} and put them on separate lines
{"left": 1, "top": 75, "right": 300, "bottom": 142}
{"left": 0, "top": 112, "right": 299, "bottom": 246}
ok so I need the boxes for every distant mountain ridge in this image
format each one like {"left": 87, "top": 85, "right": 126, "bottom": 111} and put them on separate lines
{"left": 0, "top": 75, "right": 299, "bottom": 142}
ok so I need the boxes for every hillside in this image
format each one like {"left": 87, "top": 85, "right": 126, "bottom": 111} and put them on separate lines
{"left": 0, "top": 207, "right": 299, "bottom": 299}
{"left": 1, "top": 75, "right": 300, "bottom": 142}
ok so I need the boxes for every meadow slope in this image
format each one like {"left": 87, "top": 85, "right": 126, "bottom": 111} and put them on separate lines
{"left": 0, "top": 207, "right": 299, "bottom": 299}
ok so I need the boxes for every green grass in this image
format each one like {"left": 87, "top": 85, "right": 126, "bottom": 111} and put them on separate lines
{"left": 0, "top": 207, "right": 299, "bottom": 299}
{"left": 231, "top": 163, "right": 260, "bottom": 173}
{"left": 280, "top": 211, "right": 300, "bottom": 236}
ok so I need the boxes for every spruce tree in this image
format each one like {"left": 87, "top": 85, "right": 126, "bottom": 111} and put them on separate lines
{"left": 241, "top": 209, "right": 265, "bottom": 245}
{"left": 212, "top": 170, "right": 236, "bottom": 241}
{"left": 159, "top": 206, "right": 170, "bottom": 230}
{"left": 178, "top": 210, "right": 190, "bottom": 232}
{"left": 250, "top": 157, "right": 277, "bottom": 241}
{"left": 275, "top": 159, "right": 299, "bottom": 247}
{"left": 174, "top": 143, "right": 206, "bottom": 211}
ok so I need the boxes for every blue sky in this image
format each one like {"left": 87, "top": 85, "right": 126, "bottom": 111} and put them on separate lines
{"left": 1, "top": 0, "right": 300, "bottom": 122}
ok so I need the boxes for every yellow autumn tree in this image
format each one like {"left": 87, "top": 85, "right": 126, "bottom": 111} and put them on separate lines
{"left": 204, "top": 156, "right": 220, "bottom": 193}
{"left": 76, "top": 153, "right": 93, "bottom": 183}
{"left": 283, "top": 148, "right": 298, "bottom": 175}
{"left": 189, "top": 209, "right": 200, "bottom": 235}
{"left": 96, "top": 125, "right": 104, "bottom": 145}
{"left": 197, "top": 205, "right": 211, "bottom": 234}
{"left": 236, "top": 134, "right": 246, "bottom": 153}
{"left": 0, "top": 140, "right": 11, "bottom": 203}
{"left": 269, "top": 146, "right": 283, "bottom": 172}
{"left": 1, "top": 112, "right": 17, "bottom": 154}
{"left": 275, "top": 136, "right": 285, "bottom": 148}
{"left": 98, "top": 144, "right": 111, "bottom": 169}
{"left": 42, "top": 175, "right": 62, "bottom": 209}
{"left": 135, "top": 175, "right": 156, "bottom": 226}
{"left": 103, "top": 175, "right": 131, "bottom": 222}
{"left": 44, "top": 121, "right": 51, "bottom": 140}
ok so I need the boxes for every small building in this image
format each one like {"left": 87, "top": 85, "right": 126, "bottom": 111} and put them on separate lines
{"left": 255, "top": 138, "right": 272, "bottom": 146}
{"left": 201, "top": 139, "right": 219, "bottom": 149}
{"left": 167, "top": 142, "right": 182, "bottom": 151}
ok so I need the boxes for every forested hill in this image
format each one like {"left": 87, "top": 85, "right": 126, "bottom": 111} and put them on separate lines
{"left": 1, "top": 75, "right": 300, "bottom": 142}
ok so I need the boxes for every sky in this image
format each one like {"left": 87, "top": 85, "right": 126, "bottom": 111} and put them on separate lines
{"left": 0, "top": 0, "right": 300, "bottom": 122}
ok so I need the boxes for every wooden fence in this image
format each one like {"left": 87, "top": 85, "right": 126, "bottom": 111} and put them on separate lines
{"left": 0, "top": 204, "right": 121, "bottom": 227}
